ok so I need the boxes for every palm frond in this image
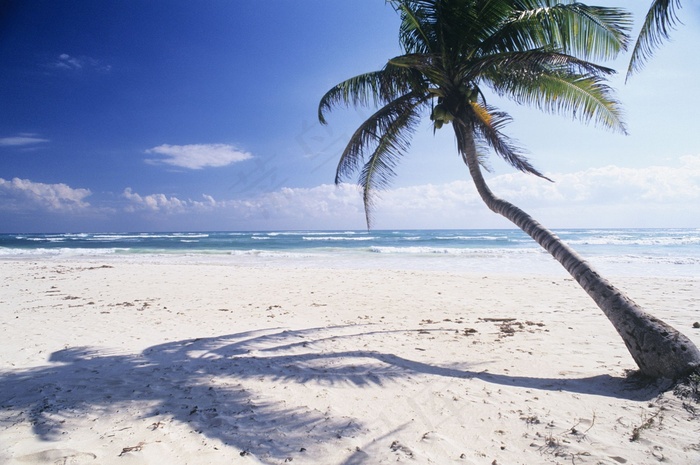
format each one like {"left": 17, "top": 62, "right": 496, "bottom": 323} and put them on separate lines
{"left": 474, "top": 141, "right": 494, "bottom": 173}
{"left": 483, "top": 0, "right": 631, "bottom": 61}
{"left": 627, "top": 0, "right": 682, "bottom": 78}
{"left": 319, "top": 66, "right": 422, "bottom": 125}
{"left": 387, "top": 53, "right": 449, "bottom": 86}
{"left": 483, "top": 61, "right": 626, "bottom": 133}
{"left": 459, "top": 103, "right": 549, "bottom": 179}
{"left": 463, "top": 49, "right": 616, "bottom": 83}
{"left": 319, "top": 72, "right": 383, "bottom": 125}
{"left": 359, "top": 106, "right": 422, "bottom": 228}
{"left": 333, "top": 92, "right": 426, "bottom": 228}
{"left": 335, "top": 92, "right": 427, "bottom": 185}
{"left": 391, "top": 0, "right": 435, "bottom": 54}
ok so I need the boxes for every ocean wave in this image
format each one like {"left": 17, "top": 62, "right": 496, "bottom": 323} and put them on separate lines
{"left": 434, "top": 235, "right": 506, "bottom": 241}
{"left": 0, "top": 247, "right": 124, "bottom": 257}
{"left": 228, "top": 249, "right": 314, "bottom": 258}
{"left": 597, "top": 254, "right": 700, "bottom": 266}
{"left": 267, "top": 231, "right": 363, "bottom": 237}
{"left": 89, "top": 233, "right": 210, "bottom": 241}
{"left": 26, "top": 237, "right": 66, "bottom": 242}
{"left": 368, "top": 246, "right": 540, "bottom": 256}
{"left": 302, "top": 236, "right": 375, "bottom": 241}
{"left": 566, "top": 236, "right": 700, "bottom": 246}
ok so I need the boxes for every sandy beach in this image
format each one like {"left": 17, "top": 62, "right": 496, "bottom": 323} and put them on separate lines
{"left": 1, "top": 258, "right": 699, "bottom": 464}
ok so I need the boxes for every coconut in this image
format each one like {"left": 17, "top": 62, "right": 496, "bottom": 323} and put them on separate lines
{"left": 433, "top": 104, "right": 448, "bottom": 120}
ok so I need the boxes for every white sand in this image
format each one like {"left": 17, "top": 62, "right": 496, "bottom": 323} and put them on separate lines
{"left": 1, "top": 259, "right": 699, "bottom": 464}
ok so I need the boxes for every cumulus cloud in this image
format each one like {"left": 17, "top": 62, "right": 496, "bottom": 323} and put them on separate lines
{"left": 122, "top": 188, "right": 217, "bottom": 213}
{"left": 371, "top": 154, "right": 700, "bottom": 228}
{"left": 116, "top": 155, "right": 700, "bottom": 229}
{"left": 222, "top": 183, "right": 365, "bottom": 221}
{"left": 145, "top": 144, "right": 253, "bottom": 169}
{"left": 119, "top": 184, "right": 366, "bottom": 230}
{"left": 0, "top": 134, "right": 49, "bottom": 147}
{"left": 487, "top": 155, "right": 700, "bottom": 206}
{"left": 0, "top": 178, "right": 91, "bottom": 212}
{"left": 247, "top": 155, "right": 700, "bottom": 228}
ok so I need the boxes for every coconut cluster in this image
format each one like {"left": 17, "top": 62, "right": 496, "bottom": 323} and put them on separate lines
{"left": 430, "top": 85, "right": 479, "bottom": 129}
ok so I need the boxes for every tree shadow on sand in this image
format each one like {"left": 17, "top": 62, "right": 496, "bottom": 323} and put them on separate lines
{"left": 0, "top": 325, "right": 664, "bottom": 463}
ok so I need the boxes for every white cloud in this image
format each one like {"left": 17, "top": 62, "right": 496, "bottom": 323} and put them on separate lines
{"left": 145, "top": 144, "right": 253, "bottom": 169}
{"left": 222, "top": 183, "right": 365, "bottom": 221}
{"left": 0, "top": 134, "right": 49, "bottom": 147}
{"left": 487, "top": 155, "right": 700, "bottom": 206}
{"left": 117, "top": 155, "right": 700, "bottom": 229}
{"left": 246, "top": 155, "right": 700, "bottom": 229}
{"left": 50, "top": 54, "right": 111, "bottom": 73}
{"left": 119, "top": 184, "right": 366, "bottom": 229}
{"left": 0, "top": 178, "right": 91, "bottom": 212}
{"left": 16, "top": 154, "right": 689, "bottom": 231}
{"left": 368, "top": 154, "right": 700, "bottom": 228}
{"left": 122, "top": 188, "right": 217, "bottom": 213}
{"left": 56, "top": 53, "right": 83, "bottom": 70}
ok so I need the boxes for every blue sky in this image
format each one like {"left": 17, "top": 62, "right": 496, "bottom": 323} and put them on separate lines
{"left": 1, "top": 0, "right": 699, "bottom": 232}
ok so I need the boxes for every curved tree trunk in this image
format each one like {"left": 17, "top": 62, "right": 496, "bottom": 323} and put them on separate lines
{"left": 456, "top": 125, "right": 700, "bottom": 379}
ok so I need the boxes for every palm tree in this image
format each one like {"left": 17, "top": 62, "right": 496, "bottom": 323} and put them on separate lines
{"left": 627, "top": 0, "right": 683, "bottom": 78}
{"left": 318, "top": 0, "right": 700, "bottom": 380}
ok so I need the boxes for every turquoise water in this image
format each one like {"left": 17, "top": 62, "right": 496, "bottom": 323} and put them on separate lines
{"left": 1, "top": 229, "right": 699, "bottom": 277}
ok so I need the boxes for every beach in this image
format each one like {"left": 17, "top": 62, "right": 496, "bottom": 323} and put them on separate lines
{"left": 1, "top": 253, "right": 699, "bottom": 464}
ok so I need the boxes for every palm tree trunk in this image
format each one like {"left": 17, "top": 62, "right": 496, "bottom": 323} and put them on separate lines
{"left": 457, "top": 125, "right": 700, "bottom": 379}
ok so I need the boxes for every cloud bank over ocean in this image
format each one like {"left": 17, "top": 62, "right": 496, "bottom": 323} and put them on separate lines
{"left": 2, "top": 154, "right": 698, "bottom": 231}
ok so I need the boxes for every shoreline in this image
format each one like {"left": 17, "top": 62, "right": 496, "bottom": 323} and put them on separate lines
{"left": 3, "top": 228, "right": 700, "bottom": 279}
{"left": 1, "top": 259, "right": 699, "bottom": 464}
{"left": 2, "top": 250, "right": 698, "bottom": 280}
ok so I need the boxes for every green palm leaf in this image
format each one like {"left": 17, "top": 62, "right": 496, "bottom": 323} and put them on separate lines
{"left": 335, "top": 91, "right": 426, "bottom": 184}
{"left": 480, "top": 53, "right": 625, "bottom": 132}
{"left": 334, "top": 92, "right": 427, "bottom": 227}
{"left": 491, "top": 0, "right": 631, "bottom": 60}
{"left": 462, "top": 103, "right": 548, "bottom": 179}
{"left": 627, "top": 0, "right": 682, "bottom": 78}
{"left": 318, "top": 66, "right": 423, "bottom": 125}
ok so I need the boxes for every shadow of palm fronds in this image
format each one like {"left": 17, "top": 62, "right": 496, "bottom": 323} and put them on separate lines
{"left": 0, "top": 325, "right": 660, "bottom": 463}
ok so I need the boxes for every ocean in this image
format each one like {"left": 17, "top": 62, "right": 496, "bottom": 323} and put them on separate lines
{"left": 1, "top": 229, "right": 699, "bottom": 278}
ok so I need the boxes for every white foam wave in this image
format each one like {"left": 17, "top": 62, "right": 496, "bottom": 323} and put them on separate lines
{"left": 435, "top": 235, "right": 505, "bottom": 241}
{"left": 268, "top": 231, "right": 363, "bottom": 237}
{"left": 368, "top": 246, "right": 539, "bottom": 256}
{"left": 0, "top": 247, "right": 124, "bottom": 257}
{"left": 26, "top": 237, "right": 65, "bottom": 242}
{"left": 596, "top": 254, "right": 700, "bottom": 266}
{"left": 89, "top": 233, "right": 210, "bottom": 240}
{"left": 566, "top": 236, "right": 700, "bottom": 246}
{"left": 302, "top": 236, "right": 375, "bottom": 241}
{"left": 228, "top": 249, "right": 314, "bottom": 258}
